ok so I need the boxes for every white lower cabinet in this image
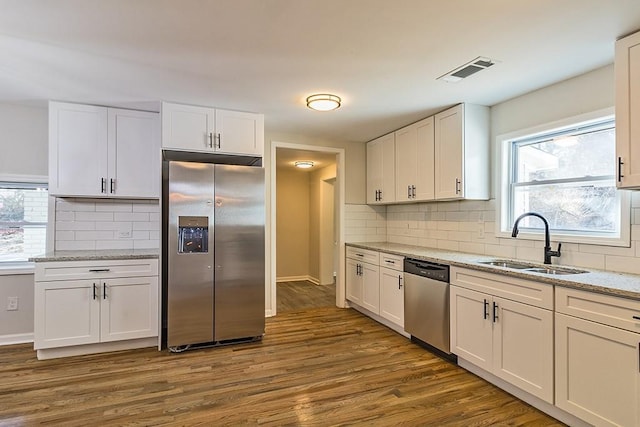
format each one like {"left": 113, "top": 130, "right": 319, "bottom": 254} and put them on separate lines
{"left": 450, "top": 267, "right": 554, "bottom": 403}
{"left": 34, "top": 259, "right": 159, "bottom": 358}
{"left": 379, "top": 266, "right": 404, "bottom": 327}
{"left": 555, "top": 287, "right": 640, "bottom": 427}
{"left": 345, "top": 247, "right": 404, "bottom": 331}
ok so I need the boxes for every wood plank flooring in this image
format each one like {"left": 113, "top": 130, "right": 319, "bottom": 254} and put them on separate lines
{"left": 277, "top": 280, "right": 336, "bottom": 312}
{"left": 0, "top": 307, "right": 563, "bottom": 426}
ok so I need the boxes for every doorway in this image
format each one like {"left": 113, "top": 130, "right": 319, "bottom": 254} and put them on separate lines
{"left": 269, "top": 142, "right": 346, "bottom": 316}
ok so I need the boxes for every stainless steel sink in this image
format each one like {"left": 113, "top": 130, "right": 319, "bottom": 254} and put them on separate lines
{"left": 524, "top": 267, "right": 588, "bottom": 275}
{"left": 479, "top": 260, "right": 534, "bottom": 269}
{"left": 479, "top": 260, "right": 589, "bottom": 275}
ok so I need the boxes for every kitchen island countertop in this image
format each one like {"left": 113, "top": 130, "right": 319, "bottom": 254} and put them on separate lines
{"left": 347, "top": 242, "right": 640, "bottom": 301}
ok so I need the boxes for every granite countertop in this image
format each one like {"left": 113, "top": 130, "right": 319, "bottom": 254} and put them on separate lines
{"left": 347, "top": 242, "right": 640, "bottom": 301}
{"left": 30, "top": 249, "right": 159, "bottom": 262}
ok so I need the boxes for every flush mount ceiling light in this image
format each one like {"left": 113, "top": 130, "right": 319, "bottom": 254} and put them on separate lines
{"left": 437, "top": 57, "right": 497, "bottom": 83}
{"left": 295, "top": 161, "right": 314, "bottom": 169}
{"left": 306, "top": 94, "right": 341, "bottom": 111}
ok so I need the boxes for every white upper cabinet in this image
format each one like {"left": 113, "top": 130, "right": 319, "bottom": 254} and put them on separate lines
{"left": 366, "top": 133, "right": 396, "bottom": 204}
{"left": 434, "top": 104, "right": 490, "bottom": 201}
{"left": 615, "top": 30, "right": 640, "bottom": 188}
{"left": 49, "top": 101, "right": 160, "bottom": 199}
{"left": 395, "top": 116, "right": 435, "bottom": 202}
{"left": 161, "top": 102, "right": 264, "bottom": 157}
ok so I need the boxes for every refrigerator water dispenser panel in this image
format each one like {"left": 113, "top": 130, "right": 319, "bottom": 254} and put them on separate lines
{"left": 178, "top": 216, "right": 209, "bottom": 253}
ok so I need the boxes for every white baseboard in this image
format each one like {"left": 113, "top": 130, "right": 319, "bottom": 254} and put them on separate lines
{"left": 276, "top": 275, "right": 320, "bottom": 285}
{"left": 36, "top": 337, "right": 158, "bottom": 360}
{"left": 0, "top": 333, "right": 34, "bottom": 346}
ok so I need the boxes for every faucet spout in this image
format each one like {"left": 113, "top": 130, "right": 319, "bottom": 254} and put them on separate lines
{"left": 511, "top": 212, "right": 561, "bottom": 264}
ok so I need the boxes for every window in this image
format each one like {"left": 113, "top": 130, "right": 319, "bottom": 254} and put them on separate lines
{"left": 498, "top": 109, "right": 630, "bottom": 246}
{"left": 0, "top": 181, "right": 48, "bottom": 264}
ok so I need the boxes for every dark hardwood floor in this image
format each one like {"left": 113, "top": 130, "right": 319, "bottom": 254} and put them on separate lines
{"left": 277, "top": 280, "right": 336, "bottom": 312}
{"left": 0, "top": 306, "right": 563, "bottom": 426}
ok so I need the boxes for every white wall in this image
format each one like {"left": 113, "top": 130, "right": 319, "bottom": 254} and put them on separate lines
{"left": 0, "top": 102, "right": 47, "bottom": 342}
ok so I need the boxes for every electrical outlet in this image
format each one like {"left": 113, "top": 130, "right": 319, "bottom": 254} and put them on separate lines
{"left": 7, "top": 296, "right": 18, "bottom": 311}
{"left": 478, "top": 223, "right": 485, "bottom": 239}
{"left": 118, "top": 229, "right": 132, "bottom": 239}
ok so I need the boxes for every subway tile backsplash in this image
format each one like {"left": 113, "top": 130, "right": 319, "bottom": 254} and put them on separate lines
{"left": 54, "top": 198, "right": 160, "bottom": 251}
{"left": 346, "top": 196, "right": 640, "bottom": 275}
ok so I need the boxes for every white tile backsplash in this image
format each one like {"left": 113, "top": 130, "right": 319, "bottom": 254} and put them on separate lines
{"left": 54, "top": 198, "right": 160, "bottom": 251}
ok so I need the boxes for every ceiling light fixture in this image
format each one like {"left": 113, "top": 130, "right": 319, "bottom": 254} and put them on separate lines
{"left": 306, "top": 94, "right": 341, "bottom": 111}
{"left": 295, "top": 161, "right": 314, "bottom": 169}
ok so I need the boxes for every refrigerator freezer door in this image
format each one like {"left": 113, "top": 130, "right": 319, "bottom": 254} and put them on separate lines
{"left": 167, "top": 161, "right": 215, "bottom": 347}
{"left": 214, "top": 164, "right": 265, "bottom": 341}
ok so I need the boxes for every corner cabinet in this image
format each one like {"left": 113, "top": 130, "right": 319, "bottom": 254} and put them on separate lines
{"left": 48, "top": 102, "right": 160, "bottom": 199}
{"left": 434, "top": 104, "right": 490, "bottom": 200}
{"left": 161, "top": 102, "right": 264, "bottom": 157}
{"left": 395, "top": 117, "right": 435, "bottom": 202}
{"left": 450, "top": 267, "right": 554, "bottom": 403}
{"left": 555, "top": 287, "right": 640, "bottom": 427}
{"left": 615, "top": 30, "right": 640, "bottom": 188}
{"left": 366, "top": 133, "right": 396, "bottom": 204}
{"left": 34, "top": 258, "right": 159, "bottom": 360}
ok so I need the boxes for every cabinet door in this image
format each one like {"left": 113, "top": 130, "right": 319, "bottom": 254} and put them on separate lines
{"left": 379, "top": 267, "right": 404, "bottom": 327}
{"left": 366, "top": 133, "right": 395, "bottom": 204}
{"left": 346, "top": 259, "right": 363, "bottom": 304}
{"left": 395, "top": 125, "right": 417, "bottom": 202}
{"left": 49, "top": 102, "right": 108, "bottom": 197}
{"left": 108, "top": 109, "right": 160, "bottom": 198}
{"left": 100, "top": 276, "right": 159, "bottom": 342}
{"left": 434, "top": 104, "right": 464, "bottom": 200}
{"left": 493, "top": 297, "right": 554, "bottom": 403}
{"left": 215, "top": 109, "right": 264, "bottom": 156}
{"left": 414, "top": 117, "right": 435, "bottom": 201}
{"left": 556, "top": 313, "right": 640, "bottom": 427}
{"left": 161, "top": 102, "right": 215, "bottom": 152}
{"left": 360, "top": 262, "right": 380, "bottom": 314}
{"left": 34, "top": 280, "right": 101, "bottom": 349}
{"left": 450, "top": 285, "right": 492, "bottom": 371}
{"left": 616, "top": 30, "right": 640, "bottom": 188}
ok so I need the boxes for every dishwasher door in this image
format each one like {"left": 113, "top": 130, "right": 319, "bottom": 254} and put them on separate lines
{"left": 404, "top": 272, "right": 450, "bottom": 353}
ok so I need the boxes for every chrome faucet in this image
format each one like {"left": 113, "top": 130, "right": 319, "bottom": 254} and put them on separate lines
{"left": 511, "top": 212, "right": 561, "bottom": 265}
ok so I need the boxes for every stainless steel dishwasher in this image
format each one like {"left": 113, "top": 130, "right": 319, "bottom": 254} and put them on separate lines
{"left": 404, "top": 258, "right": 451, "bottom": 355}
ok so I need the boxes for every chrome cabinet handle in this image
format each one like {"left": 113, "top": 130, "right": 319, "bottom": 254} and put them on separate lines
{"left": 618, "top": 157, "right": 624, "bottom": 182}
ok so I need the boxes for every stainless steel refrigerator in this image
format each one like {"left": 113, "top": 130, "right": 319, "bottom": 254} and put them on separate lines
{"left": 163, "top": 160, "right": 265, "bottom": 350}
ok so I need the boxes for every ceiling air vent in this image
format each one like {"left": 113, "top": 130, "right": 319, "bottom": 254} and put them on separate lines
{"left": 437, "top": 57, "right": 496, "bottom": 83}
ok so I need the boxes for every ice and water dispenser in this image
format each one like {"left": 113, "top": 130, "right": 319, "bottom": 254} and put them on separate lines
{"left": 178, "top": 216, "right": 209, "bottom": 253}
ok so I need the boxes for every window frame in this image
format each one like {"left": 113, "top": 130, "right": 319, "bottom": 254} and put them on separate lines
{"left": 496, "top": 107, "right": 631, "bottom": 247}
{"left": 0, "top": 174, "right": 49, "bottom": 274}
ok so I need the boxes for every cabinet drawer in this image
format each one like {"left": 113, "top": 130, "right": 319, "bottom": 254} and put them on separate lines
{"left": 556, "top": 286, "right": 640, "bottom": 333}
{"left": 35, "top": 259, "right": 159, "bottom": 282}
{"left": 346, "top": 247, "right": 380, "bottom": 265}
{"left": 451, "top": 267, "right": 553, "bottom": 309}
{"left": 380, "top": 253, "right": 403, "bottom": 271}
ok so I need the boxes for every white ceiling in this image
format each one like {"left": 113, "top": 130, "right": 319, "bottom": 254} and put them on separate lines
{"left": 1, "top": 0, "right": 640, "bottom": 143}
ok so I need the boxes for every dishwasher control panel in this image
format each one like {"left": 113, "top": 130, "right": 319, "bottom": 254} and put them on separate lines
{"left": 404, "top": 258, "right": 450, "bottom": 282}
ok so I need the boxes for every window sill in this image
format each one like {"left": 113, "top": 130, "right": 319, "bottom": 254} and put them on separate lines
{"left": 495, "top": 230, "right": 631, "bottom": 248}
{"left": 0, "top": 263, "right": 35, "bottom": 276}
